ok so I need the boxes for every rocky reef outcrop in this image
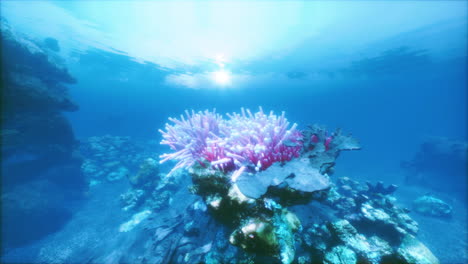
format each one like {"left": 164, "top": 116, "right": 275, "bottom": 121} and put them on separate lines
{"left": 80, "top": 135, "right": 158, "bottom": 186}
{"left": 110, "top": 156, "right": 440, "bottom": 264}
{"left": 120, "top": 157, "right": 180, "bottom": 212}
{"left": 298, "top": 177, "right": 438, "bottom": 264}
{"left": 1, "top": 19, "right": 83, "bottom": 248}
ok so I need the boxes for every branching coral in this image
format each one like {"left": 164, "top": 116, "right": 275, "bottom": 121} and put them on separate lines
{"left": 224, "top": 108, "right": 303, "bottom": 172}
{"left": 159, "top": 109, "right": 225, "bottom": 175}
{"left": 159, "top": 107, "right": 302, "bottom": 176}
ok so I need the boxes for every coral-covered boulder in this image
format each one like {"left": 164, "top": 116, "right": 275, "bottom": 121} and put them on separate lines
{"left": 396, "top": 235, "right": 440, "bottom": 264}
{"left": 229, "top": 209, "right": 301, "bottom": 264}
{"left": 159, "top": 108, "right": 360, "bottom": 264}
{"left": 328, "top": 220, "right": 393, "bottom": 263}
{"left": 80, "top": 135, "right": 156, "bottom": 186}
{"left": 324, "top": 245, "right": 357, "bottom": 264}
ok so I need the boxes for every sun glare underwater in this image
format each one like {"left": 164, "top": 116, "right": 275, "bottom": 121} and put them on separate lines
{"left": 1, "top": 1, "right": 467, "bottom": 264}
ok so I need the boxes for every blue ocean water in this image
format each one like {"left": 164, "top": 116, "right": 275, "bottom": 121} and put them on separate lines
{"left": 1, "top": 1, "right": 467, "bottom": 264}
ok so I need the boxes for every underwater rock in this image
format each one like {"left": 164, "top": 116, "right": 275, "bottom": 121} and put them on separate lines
{"left": 235, "top": 157, "right": 331, "bottom": 199}
{"left": 120, "top": 189, "right": 145, "bottom": 211}
{"left": 183, "top": 221, "right": 200, "bottom": 236}
{"left": 332, "top": 178, "right": 420, "bottom": 242}
{"left": 128, "top": 158, "right": 159, "bottom": 189}
{"left": 366, "top": 181, "right": 398, "bottom": 195}
{"left": 229, "top": 209, "right": 300, "bottom": 264}
{"left": 120, "top": 175, "right": 179, "bottom": 212}
{"left": 119, "top": 160, "right": 181, "bottom": 212}
{"left": 396, "top": 234, "right": 440, "bottom": 264}
{"left": 1, "top": 18, "right": 81, "bottom": 185}
{"left": 297, "top": 255, "right": 312, "bottom": 264}
{"left": 1, "top": 21, "right": 78, "bottom": 149}
{"left": 138, "top": 191, "right": 246, "bottom": 264}
{"left": 328, "top": 220, "right": 393, "bottom": 263}
{"left": 230, "top": 217, "right": 279, "bottom": 253}
{"left": 361, "top": 202, "right": 391, "bottom": 222}
{"left": 1, "top": 19, "right": 84, "bottom": 247}
{"left": 148, "top": 189, "right": 173, "bottom": 211}
{"left": 1, "top": 20, "right": 75, "bottom": 87}
{"left": 1, "top": 20, "right": 75, "bottom": 83}
{"left": 323, "top": 245, "right": 357, "bottom": 264}
{"left": 62, "top": 147, "right": 439, "bottom": 264}
{"left": 119, "top": 210, "right": 152, "bottom": 232}
{"left": 189, "top": 163, "right": 312, "bottom": 264}
{"left": 412, "top": 195, "right": 452, "bottom": 218}
{"left": 80, "top": 135, "right": 156, "bottom": 186}
{"left": 293, "top": 176, "right": 436, "bottom": 263}
{"left": 317, "top": 216, "right": 435, "bottom": 264}
{"left": 2, "top": 113, "right": 81, "bottom": 186}
{"left": 303, "top": 223, "right": 332, "bottom": 257}
{"left": 4, "top": 72, "right": 78, "bottom": 112}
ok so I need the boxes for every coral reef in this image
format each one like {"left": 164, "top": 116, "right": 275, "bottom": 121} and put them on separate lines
{"left": 297, "top": 177, "right": 438, "bottom": 264}
{"left": 80, "top": 135, "right": 173, "bottom": 212}
{"left": 120, "top": 158, "right": 181, "bottom": 212}
{"left": 13, "top": 116, "right": 443, "bottom": 264}
{"left": 80, "top": 135, "right": 157, "bottom": 185}
{"left": 157, "top": 109, "right": 439, "bottom": 264}
{"left": 159, "top": 109, "right": 361, "bottom": 263}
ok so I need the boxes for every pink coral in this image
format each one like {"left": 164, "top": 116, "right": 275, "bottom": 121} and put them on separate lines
{"left": 223, "top": 108, "right": 303, "bottom": 171}
{"left": 159, "top": 109, "right": 226, "bottom": 175}
{"left": 159, "top": 107, "right": 303, "bottom": 176}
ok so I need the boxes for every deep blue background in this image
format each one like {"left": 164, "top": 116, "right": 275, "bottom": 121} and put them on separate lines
{"left": 65, "top": 50, "right": 467, "bottom": 177}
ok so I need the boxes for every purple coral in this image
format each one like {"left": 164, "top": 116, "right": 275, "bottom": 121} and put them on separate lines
{"left": 159, "top": 107, "right": 302, "bottom": 176}
{"left": 224, "top": 108, "right": 303, "bottom": 171}
{"left": 159, "top": 109, "right": 226, "bottom": 175}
